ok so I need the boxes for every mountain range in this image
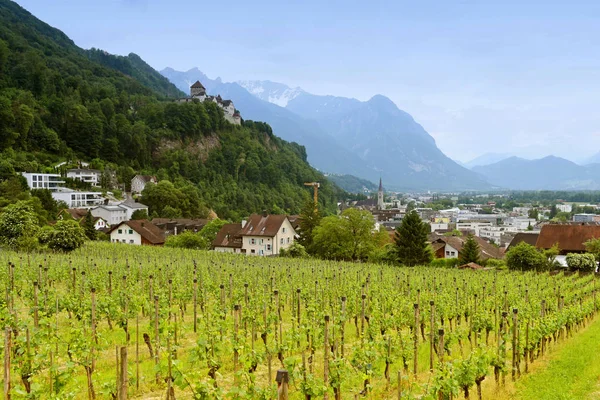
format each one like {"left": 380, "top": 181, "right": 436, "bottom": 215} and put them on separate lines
{"left": 161, "top": 68, "right": 491, "bottom": 191}
{"left": 472, "top": 156, "right": 600, "bottom": 190}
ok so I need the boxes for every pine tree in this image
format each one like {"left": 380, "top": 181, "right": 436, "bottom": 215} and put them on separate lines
{"left": 395, "top": 210, "right": 432, "bottom": 266}
{"left": 459, "top": 234, "right": 480, "bottom": 265}
{"left": 83, "top": 210, "right": 96, "bottom": 240}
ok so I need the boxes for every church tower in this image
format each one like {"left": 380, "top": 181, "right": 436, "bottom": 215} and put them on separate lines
{"left": 377, "top": 178, "right": 384, "bottom": 210}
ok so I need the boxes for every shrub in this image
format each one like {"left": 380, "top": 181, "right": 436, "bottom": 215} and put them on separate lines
{"left": 566, "top": 253, "right": 597, "bottom": 273}
{"left": 505, "top": 242, "right": 547, "bottom": 271}
{"left": 279, "top": 242, "right": 309, "bottom": 258}
{"left": 46, "top": 220, "right": 87, "bottom": 252}
{"left": 164, "top": 231, "right": 207, "bottom": 250}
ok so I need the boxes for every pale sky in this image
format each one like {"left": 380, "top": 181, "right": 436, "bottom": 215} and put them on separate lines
{"left": 16, "top": 0, "right": 600, "bottom": 163}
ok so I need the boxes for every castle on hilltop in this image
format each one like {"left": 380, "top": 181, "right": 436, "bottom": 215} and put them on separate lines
{"left": 178, "top": 81, "right": 241, "bottom": 125}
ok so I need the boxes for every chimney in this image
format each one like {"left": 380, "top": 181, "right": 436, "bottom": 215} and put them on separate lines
{"left": 262, "top": 210, "right": 268, "bottom": 217}
{"left": 174, "top": 226, "right": 178, "bottom": 236}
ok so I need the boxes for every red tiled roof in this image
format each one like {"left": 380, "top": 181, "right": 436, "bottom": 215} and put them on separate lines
{"left": 536, "top": 224, "right": 600, "bottom": 252}
{"left": 239, "top": 214, "right": 288, "bottom": 237}
{"left": 507, "top": 232, "right": 540, "bottom": 250}
{"left": 431, "top": 234, "right": 503, "bottom": 260}
{"left": 212, "top": 223, "right": 243, "bottom": 249}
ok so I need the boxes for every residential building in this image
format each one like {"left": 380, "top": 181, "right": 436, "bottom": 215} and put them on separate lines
{"left": 456, "top": 221, "right": 492, "bottom": 236}
{"left": 239, "top": 214, "right": 297, "bottom": 255}
{"left": 504, "top": 217, "right": 537, "bottom": 230}
{"left": 573, "top": 213, "right": 597, "bottom": 223}
{"left": 51, "top": 191, "right": 105, "bottom": 208}
{"left": 430, "top": 234, "right": 503, "bottom": 261}
{"left": 57, "top": 208, "right": 108, "bottom": 231}
{"left": 507, "top": 232, "right": 540, "bottom": 250}
{"left": 131, "top": 175, "right": 157, "bottom": 194}
{"left": 212, "top": 223, "right": 243, "bottom": 253}
{"left": 557, "top": 204, "right": 573, "bottom": 213}
{"left": 21, "top": 173, "right": 65, "bottom": 191}
{"left": 109, "top": 220, "right": 165, "bottom": 246}
{"left": 536, "top": 224, "right": 600, "bottom": 254}
{"left": 91, "top": 205, "right": 128, "bottom": 226}
{"left": 66, "top": 169, "right": 102, "bottom": 186}
{"left": 119, "top": 200, "right": 149, "bottom": 220}
{"left": 151, "top": 218, "right": 209, "bottom": 236}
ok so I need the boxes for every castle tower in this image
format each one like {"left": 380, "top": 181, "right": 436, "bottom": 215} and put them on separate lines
{"left": 190, "top": 80, "right": 206, "bottom": 98}
{"left": 377, "top": 178, "right": 384, "bottom": 210}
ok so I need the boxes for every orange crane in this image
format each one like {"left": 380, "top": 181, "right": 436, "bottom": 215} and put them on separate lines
{"left": 304, "top": 182, "right": 320, "bottom": 208}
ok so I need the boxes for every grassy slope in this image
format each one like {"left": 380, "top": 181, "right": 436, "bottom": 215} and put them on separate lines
{"left": 512, "top": 315, "right": 600, "bottom": 400}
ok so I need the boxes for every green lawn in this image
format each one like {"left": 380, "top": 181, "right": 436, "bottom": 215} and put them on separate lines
{"left": 514, "top": 317, "right": 600, "bottom": 400}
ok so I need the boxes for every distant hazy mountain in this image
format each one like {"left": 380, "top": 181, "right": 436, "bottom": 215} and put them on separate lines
{"left": 581, "top": 151, "right": 600, "bottom": 165}
{"left": 465, "top": 153, "right": 513, "bottom": 169}
{"left": 161, "top": 69, "right": 491, "bottom": 190}
{"left": 473, "top": 156, "right": 600, "bottom": 190}
{"left": 325, "top": 174, "right": 378, "bottom": 193}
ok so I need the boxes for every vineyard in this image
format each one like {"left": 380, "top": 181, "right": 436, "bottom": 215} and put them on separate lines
{"left": 0, "top": 242, "right": 598, "bottom": 399}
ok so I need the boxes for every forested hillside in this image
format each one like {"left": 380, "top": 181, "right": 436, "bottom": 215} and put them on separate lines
{"left": 0, "top": 0, "right": 340, "bottom": 219}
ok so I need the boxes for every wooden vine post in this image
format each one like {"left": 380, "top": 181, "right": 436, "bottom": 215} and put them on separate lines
{"left": 33, "top": 281, "right": 39, "bottom": 328}
{"left": 324, "top": 315, "right": 330, "bottom": 399}
{"left": 234, "top": 304, "right": 240, "bottom": 373}
{"left": 276, "top": 369, "right": 289, "bottom": 400}
{"left": 512, "top": 308, "right": 518, "bottom": 381}
{"left": 193, "top": 278, "right": 198, "bottom": 333}
{"left": 429, "top": 300, "right": 435, "bottom": 372}
{"left": 154, "top": 295, "right": 160, "bottom": 384}
{"left": 119, "top": 346, "right": 128, "bottom": 400}
{"left": 4, "top": 327, "right": 10, "bottom": 400}
{"left": 438, "top": 328, "right": 445, "bottom": 364}
{"left": 413, "top": 303, "right": 419, "bottom": 377}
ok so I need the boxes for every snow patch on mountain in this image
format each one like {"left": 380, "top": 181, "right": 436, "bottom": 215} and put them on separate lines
{"left": 237, "top": 80, "right": 304, "bottom": 107}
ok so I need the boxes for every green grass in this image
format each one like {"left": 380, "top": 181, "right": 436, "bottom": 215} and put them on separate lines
{"left": 514, "top": 316, "right": 600, "bottom": 400}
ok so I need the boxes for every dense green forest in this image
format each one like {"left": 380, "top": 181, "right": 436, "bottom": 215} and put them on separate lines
{"left": 0, "top": 0, "right": 341, "bottom": 220}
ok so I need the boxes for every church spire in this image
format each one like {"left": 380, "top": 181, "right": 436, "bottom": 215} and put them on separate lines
{"left": 379, "top": 177, "right": 383, "bottom": 191}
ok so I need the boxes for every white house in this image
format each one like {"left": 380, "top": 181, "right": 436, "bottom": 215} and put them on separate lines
{"left": 556, "top": 204, "right": 573, "bottom": 213}
{"left": 109, "top": 220, "right": 165, "bottom": 246}
{"left": 119, "top": 200, "right": 149, "bottom": 220}
{"left": 131, "top": 175, "right": 157, "bottom": 194}
{"left": 51, "top": 190, "right": 105, "bottom": 208}
{"left": 238, "top": 214, "right": 296, "bottom": 256}
{"left": 21, "top": 173, "right": 65, "bottom": 191}
{"left": 456, "top": 221, "right": 492, "bottom": 236}
{"left": 66, "top": 169, "right": 102, "bottom": 187}
{"left": 91, "top": 205, "right": 128, "bottom": 226}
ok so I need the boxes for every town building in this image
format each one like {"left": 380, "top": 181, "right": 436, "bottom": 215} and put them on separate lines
{"left": 212, "top": 223, "right": 243, "bottom": 253}
{"left": 430, "top": 234, "right": 503, "bottom": 261}
{"left": 109, "top": 220, "right": 165, "bottom": 246}
{"left": 536, "top": 224, "right": 600, "bottom": 254}
{"left": 57, "top": 208, "right": 108, "bottom": 230}
{"left": 239, "top": 214, "right": 297, "bottom": 255}
{"left": 66, "top": 169, "right": 102, "bottom": 186}
{"left": 151, "top": 218, "right": 209, "bottom": 236}
{"left": 21, "top": 173, "right": 65, "bottom": 191}
{"left": 131, "top": 175, "right": 157, "bottom": 194}
{"left": 119, "top": 200, "right": 149, "bottom": 220}
{"left": 91, "top": 205, "right": 128, "bottom": 226}
{"left": 573, "top": 213, "right": 599, "bottom": 223}
{"left": 51, "top": 190, "right": 105, "bottom": 208}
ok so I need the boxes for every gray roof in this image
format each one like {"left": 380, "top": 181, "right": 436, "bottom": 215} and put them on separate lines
{"left": 120, "top": 201, "right": 148, "bottom": 209}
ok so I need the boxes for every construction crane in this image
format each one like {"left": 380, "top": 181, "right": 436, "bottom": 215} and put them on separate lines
{"left": 304, "top": 182, "right": 320, "bottom": 209}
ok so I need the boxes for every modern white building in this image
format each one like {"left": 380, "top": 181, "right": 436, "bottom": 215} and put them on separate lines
{"left": 21, "top": 173, "right": 65, "bottom": 191}
{"left": 51, "top": 191, "right": 105, "bottom": 208}
{"left": 91, "top": 205, "right": 128, "bottom": 226}
{"left": 556, "top": 204, "right": 573, "bottom": 213}
{"left": 119, "top": 200, "right": 149, "bottom": 220}
{"left": 66, "top": 169, "right": 102, "bottom": 186}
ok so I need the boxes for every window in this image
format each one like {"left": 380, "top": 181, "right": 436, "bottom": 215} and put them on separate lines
{"left": 118, "top": 229, "right": 122, "bottom": 234}
{"left": 260, "top": 239, "right": 263, "bottom": 244}
{"left": 282, "top": 227, "right": 286, "bottom": 233}
{"left": 129, "top": 240, "right": 134, "bottom": 244}
{"left": 251, "top": 249, "right": 255, "bottom": 254}
{"left": 287, "top": 237, "right": 290, "bottom": 244}
{"left": 259, "top": 250, "right": 264, "bottom": 255}
{"left": 128, "top": 229, "right": 133, "bottom": 234}
{"left": 280, "top": 238, "right": 284, "bottom": 244}
{"left": 445, "top": 251, "right": 450, "bottom": 256}
{"left": 121, "top": 239, "right": 126, "bottom": 243}
{"left": 250, "top": 238, "right": 255, "bottom": 245}
{"left": 266, "top": 244, "right": 271, "bottom": 251}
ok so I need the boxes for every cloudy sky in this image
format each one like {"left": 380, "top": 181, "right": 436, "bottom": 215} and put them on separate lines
{"left": 16, "top": 0, "right": 600, "bottom": 163}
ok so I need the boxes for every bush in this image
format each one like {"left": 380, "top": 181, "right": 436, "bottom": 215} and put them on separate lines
{"left": 505, "top": 242, "right": 547, "bottom": 271}
{"left": 566, "top": 253, "right": 597, "bottom": 273}
{"left": 46, "top": 220, "right": 87, "bottom": 252}
{"left": 0, "top": 201, "right": 40, "bottom": 250}
{"left": 164, "top": 231, "right": 207, "bottom": 250}
{"left": 484, "top": 259, "right": 507, "bottom": 270}
{"left": 280, "top": 242, "right": 309, "bottom": 258}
